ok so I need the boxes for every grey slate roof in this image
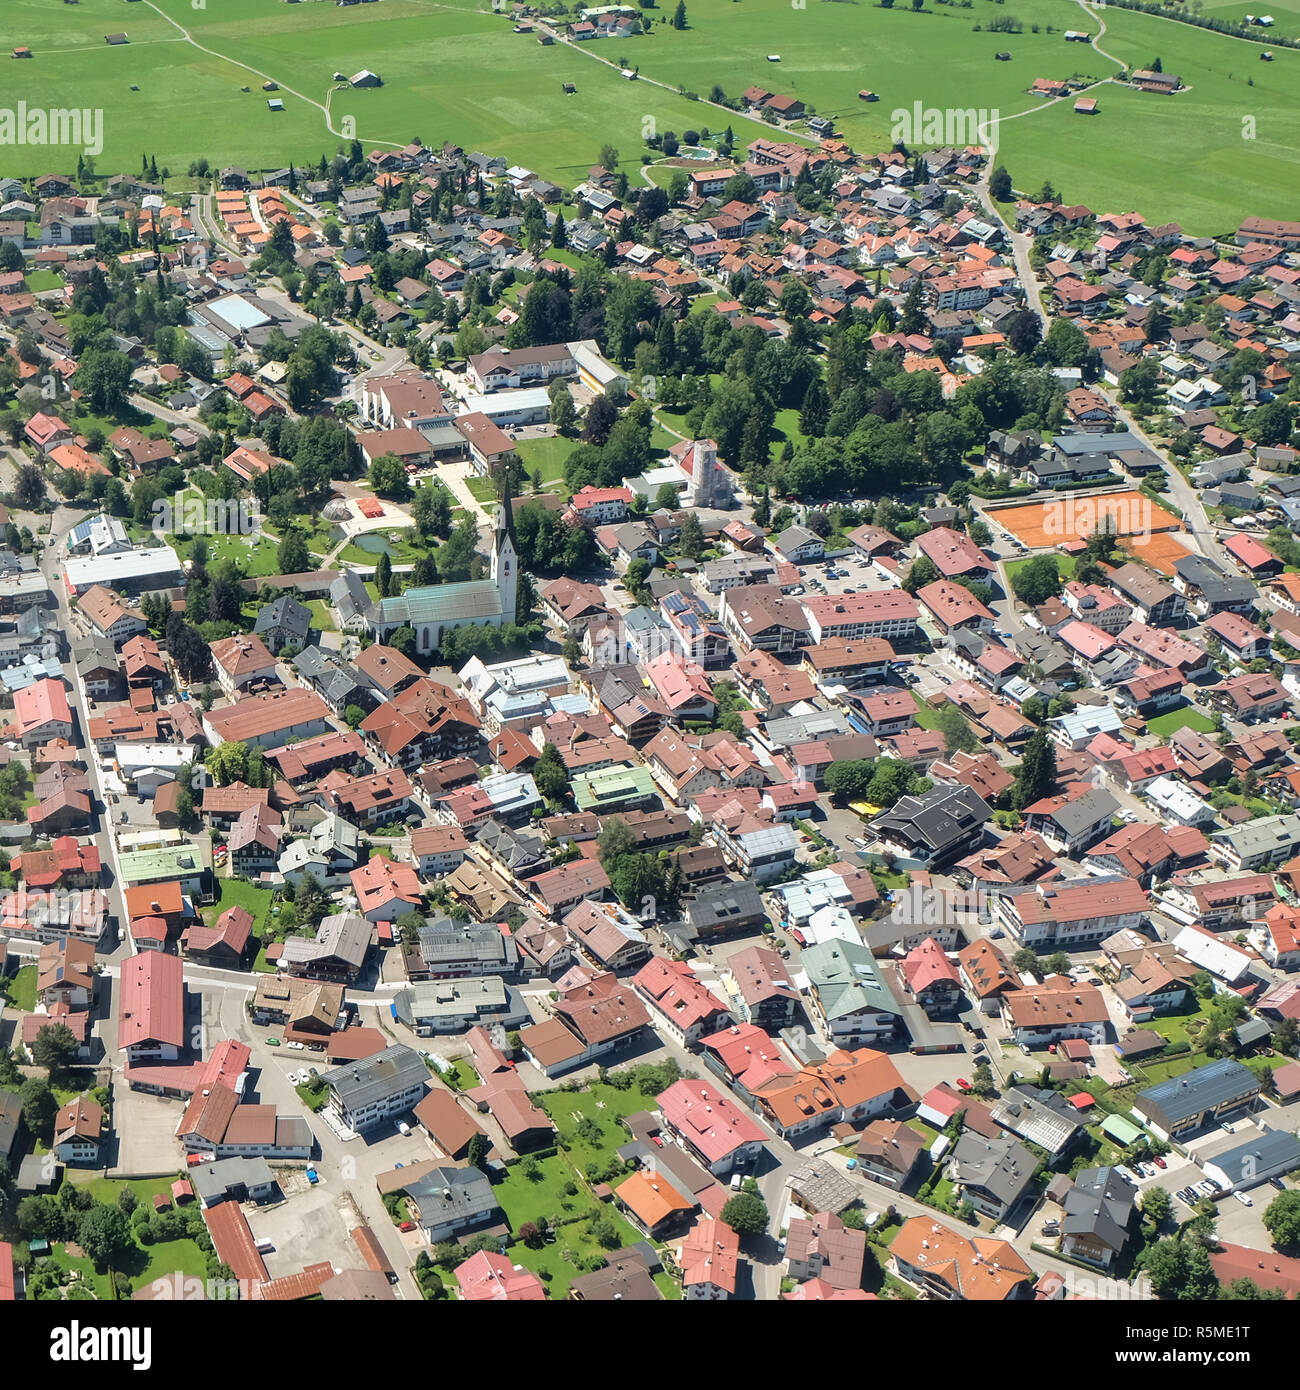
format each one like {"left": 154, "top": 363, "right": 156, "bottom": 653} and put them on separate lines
{"left": 323, "top": 1043, "right": 428, "bottom": 1110}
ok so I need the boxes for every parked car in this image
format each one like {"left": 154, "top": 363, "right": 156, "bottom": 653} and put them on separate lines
{"left": 287, "top": 1040, "right": 305, "bottom": 1050}
{"left": 396, "top": 1120, "right": 412, "bottom": 1136}
{"left": 266, "top": 1037, "right": 281, "bottom": 1046}
{"left": 398, "top": 1221, "right": 416, "bottom": 1232}
{"left": 1153, "top": 1156, "right": 1167, "bottom": 1169}
{"left": 1232, "top": 1190, "right": 1253, "bottom": 1206}
{"left": 1040, "top": 1221, "right": 1060, "bottom": 1235}
{"left": 306, "top": 1169, "right": 319, "bottom": 1185}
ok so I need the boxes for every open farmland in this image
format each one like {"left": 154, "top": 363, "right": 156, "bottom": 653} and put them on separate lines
{"left": 2, "top": 0, "right": 1297, "bottom": 229}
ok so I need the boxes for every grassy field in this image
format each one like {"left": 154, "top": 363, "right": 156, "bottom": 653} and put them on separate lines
{"left": 10, "top": 0, "right": 1296, "bottom": 229}
{"left": 444, "top": 1058, "right": 480, "bottom": 1091}
{"left": 491, "top": 1150, "right": 646, "bottom": 1298}
{"left": 201, "top": 875, "right": 277, "bottom": 940}
{"left": 5, "top": 0, "right": 718, "bottom": 185}
{"left": 538, "top": 1081, "right": 658, "bottom": 1172}
{"left": 68, "top": 1175, "right": 179, "bottom": 1203}
{"left": 175, "top": 526, "right": 285, "bottom": 578}
{"left": 1146, "top": 704, "right": 1217, "bottom": 738}
{"left": 304, "top": 598, "right": 336, "bottom": 633}
{"left": 1003, "top": 552, "right": 1076, "bottom": 586}
{"left": 514, "top": 435, "right": 577, "bottom": 488}
{"left": 2, "top": 963, "right": 37, "bottom": 1012}
{"left": 1140, "top": 1003, "right": 1207, "bottom": 1048}
{"left": 23, "top": 269, "right": 64, "bottom": 292}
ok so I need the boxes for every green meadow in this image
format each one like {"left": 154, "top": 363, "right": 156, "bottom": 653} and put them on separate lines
{"left": 1, "top": 0, "right": 1295, "bottom": 230}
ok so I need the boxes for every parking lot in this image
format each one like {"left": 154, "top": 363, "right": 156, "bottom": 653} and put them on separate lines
{"left": 800, "top": 552, "right": 896, "bottom": 600}
{"left": 245, "top": 1183, "right": 366, "bottom": 1279}
{"left": 109, "top": 1082, "right": 191, "bottom": 1177}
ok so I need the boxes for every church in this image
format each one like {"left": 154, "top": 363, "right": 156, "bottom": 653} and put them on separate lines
{"left": 367, "top": 483, "right": 519, "bottom": 657}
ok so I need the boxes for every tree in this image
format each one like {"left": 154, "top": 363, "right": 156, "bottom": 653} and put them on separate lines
{"left": 1010, "top": 553, "right": 1063, "bottom": 606}
{"left": 1011, "top": 947, "right": 1040, "bottom": 974}
{"left": 824, "top": 759, "right": 876, "bottom": 806}
{"left": 721, "top": 1191, "right": 769, "bottom": 1236}
{"left": 375, "top": 549, "right": 394, "bottom": 599}
{"left": 16, "top": 1194, "right": 63, "bottom": 1239}
{"left": 1262, "top": 1189, "right": 1300, "bottom": 1251}
{"left": 548, "top": 380, "right": 578, "bottom": 435}
{"left": 30, "top": 1022, "right": 79, "bottom": 1075}
{"left": 77, "top": 1204, "right": 134, "bottom": 1270}
{"left": 672, "top": 0, "right": 687, "bottom": 25}
{"left": 678, "top": 511, "right": 705, "bottom": 560}
{"left": 1007, "top": 309, "right": 1042, "bottom": 357}
{"left": 467, "top": 1132, "right": 491, "bottom": 1170}
{"left": 19, "top": 1076, "right": 56, "bottom": 1140}
{"left": 1119, "top": 359, "right": 1160, "bottom": 405}
{"left": 970, "top": 1061, "right": 995, "bottom": 1098}
{"left": 1013, "top": 728, "right": 1057, "bottom": 809}
{"left": 901, "top": 553, "right": 941, "bottom": 595}
{"left": 13, "top": 462, "right": 46, "bottom": 511}
{"left": 74, "top": 346, "right": 133, "bottom": 413}
{"left": 277, "top": 527, "right": 309, "bottom": 575}
{"left": 937, "top": 704, "right": 980, "bottom": 755}
{"left": 989, "top": 165, "right": 1012, "bottom": 201}
{"left": 369, "top": 452, "right": 409, "bottom": 499}
{"left": 533, "top": 742, "right": 571, "bottom": 803}
{"left": 1249, "top": 399, "right": 1294, "bottom": 448}
{"left": 799, "top": 378, "right": 830, "bottom": 439}
{"left": 1141, "top": 1185, "right": 1173, "bottom": 1227}
{"left": 389, "top": 625, "right": 418, "bottom": 661}
{"left": 584, "top": 392, "right": 619, "bottom": 446}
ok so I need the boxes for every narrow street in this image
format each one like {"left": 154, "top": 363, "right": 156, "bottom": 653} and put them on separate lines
{"left": 39, "top": 505, "right": 134, "bottom": 962}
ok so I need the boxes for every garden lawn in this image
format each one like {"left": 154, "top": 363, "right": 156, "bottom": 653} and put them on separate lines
{"left": 296, "top": 1082, "right": 329, "bottom": 1112}
{"left": 514, "top": 435, "right": 576, "bottom": 486}
{"left": 3, "top": 963, "right": 37, "bottom": 1012}
{"left": 134, "top": 1237, "right": 211, "bottom": 1290}
{"left": 201, "top": 877, "right": 277, "bottom": 942}
{"left": 539, "top": 1082, "right": 662, "bottom": 1171}
{"left": 304, "top": 599, "right": 336, "bottom": 633}
{"left": 1004, "top": 553, "right": 1076, "bottom": 587}
{"left": 182, "top": 530, "right": 286, "bottom": 577}
{"left": 68, "top": 1175, "right": 181, "bottom": 1205}
{"left": 1141, "top": 1006, "right": 1207, "bottom": 1049}
{"left": 444, "top": 1058, "right": 480, "bottom": 1091}
{"left": 1146, "top": 706, "right": 1217, "bottom": 739}
{"left": 464, "top": 475, "right": 500, "bottom": 506}
{"left": 501, "top": 1202, "right": 646, "bottom": 1298}
{"left": 23, "top": 270, "right": 64, "bottom": 292}
{"left": 910, "top": 691, "right": 944, "bottom": 732}
{"left": 491, "top": 1151, "right": 585, "bottom": 1230}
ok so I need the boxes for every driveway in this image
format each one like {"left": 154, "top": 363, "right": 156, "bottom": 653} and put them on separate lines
{"left": 109, "top": 1081, "right": 191, "bottom": 1177}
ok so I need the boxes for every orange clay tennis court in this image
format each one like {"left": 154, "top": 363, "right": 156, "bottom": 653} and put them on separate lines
{"left": 1119, "top": 529, "right": 1198, "bottom": 575}
{"left": 990, "top": 491, "right": 1184, "bottom": 549}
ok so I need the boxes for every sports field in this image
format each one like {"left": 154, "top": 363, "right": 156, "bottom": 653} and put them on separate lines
{"left": 3, "top": 0, "right": 1297, "bottom": 230}
{"left": 991, "top": 489, "right": 1183, "bottom": 547}
{"left": 1118, "top": 528, "right": 1198, "bottom": 574}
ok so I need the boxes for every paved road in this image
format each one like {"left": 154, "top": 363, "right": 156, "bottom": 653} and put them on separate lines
{"left": 128, "top": 391, "right": 213, "bottom": 434}
{"left": 39, "top": 505, "right": 134, "bottom": 960}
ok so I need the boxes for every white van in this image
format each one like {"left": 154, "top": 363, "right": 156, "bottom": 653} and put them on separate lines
{"left": 254, "top": 1238, "right": 274, "bottom": 1254}
{"left": 396, "top": 1120, "right": 412, "bottom": 1136}
{"left": 730, "top": 1172, "right": 744, "bottom": 1191}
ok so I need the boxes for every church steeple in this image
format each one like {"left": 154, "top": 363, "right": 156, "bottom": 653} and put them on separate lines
{"left": 492, "top": 465, "right": 518, "bottom": 625}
